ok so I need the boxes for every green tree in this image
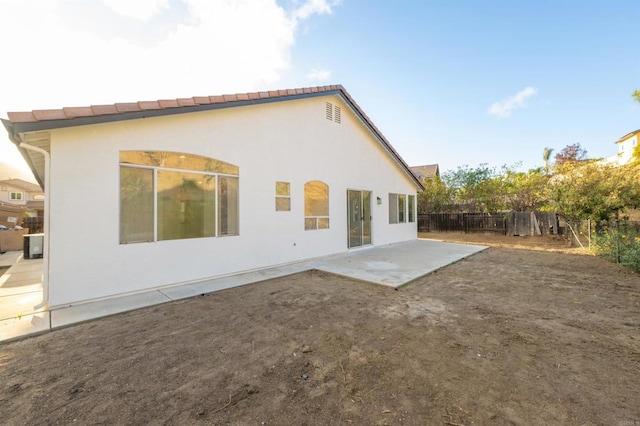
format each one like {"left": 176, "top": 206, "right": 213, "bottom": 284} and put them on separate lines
{"left": 501, "top": 166, "right": 549, "bottom": 211}
{"left": 633, "top": 144, "right": 640, "bottom": 163}
{"left": 417, "top": 175, "right": 453, "bottom": 213}
{"left": 632, "top": 89, "right": 640, "bottom": 103}
{"left": 546, "top": 161, "right": 640, "bottom": 222}
{"left": 542, "top": 147, "right": 554, "bottom": 175}
{"left": 443, "top": 164, "right": 503, "bottom": 212}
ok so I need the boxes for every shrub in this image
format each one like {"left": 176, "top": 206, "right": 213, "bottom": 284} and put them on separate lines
{"left": 592, "top": 223, "right": 640, "bottom": 272}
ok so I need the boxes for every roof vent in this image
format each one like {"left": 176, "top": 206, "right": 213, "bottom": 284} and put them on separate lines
{"left": 325, "top": 102, "right": 341, "bottom": 124}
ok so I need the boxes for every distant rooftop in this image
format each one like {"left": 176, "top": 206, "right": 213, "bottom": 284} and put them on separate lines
{"left": 0, "top": 178, "right": 42, "bottom": 192}
{"left": 616, "top": 129, "right": 640, "bottom": 143}
{"left": 410, "top": 164, "right": 440, "bottom": 181}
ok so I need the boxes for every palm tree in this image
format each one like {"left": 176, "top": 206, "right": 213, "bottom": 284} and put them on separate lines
{"left": 543, "top": 147, "right": 554, "bottom": 175}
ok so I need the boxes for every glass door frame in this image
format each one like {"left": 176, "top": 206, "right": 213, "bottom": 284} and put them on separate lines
{"left": 347, "top": 189, "right": 372, "bottom": 249}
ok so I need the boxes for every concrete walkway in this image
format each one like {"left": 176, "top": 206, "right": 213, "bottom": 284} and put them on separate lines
{"left": 0, "top": 251, "right": 47, "bottom": 343}
{"left": 0, "top": 239, "right": 487, "bottom": 343}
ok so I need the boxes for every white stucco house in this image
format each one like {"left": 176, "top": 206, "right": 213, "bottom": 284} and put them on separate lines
{"left": 0, "top": 178, "right": 44, "bottom": 227}
{"left": 614, "top": 129, "right": 638, "bottom": 166}
{"left": 1, "top": 85, "right": 423, "bottom": 309}
{"left": 606, "top": 129, "right": 639, "bottom": 166}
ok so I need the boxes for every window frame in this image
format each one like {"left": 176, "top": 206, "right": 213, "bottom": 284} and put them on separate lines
{"left": 389, "top": 193, "right": 410, "bottom": 224}
{"left": 9, "top": 191, "right": 23, "bottom": 201}
{"left": 275, "top": 181, "right": 291, "bottom": 212}
{"left": 119, "top": 151, "right": 239, "bottom": 244}
{"left": 408, "top": 195, "right": 415, "bottom": 223}
{"left": 304, "top": 180, "right": 330, "bottom": 230}
{"left": 398, "top": 194, "right": 407, "bottom": 223}
{"left": 388, "top": 193, "right": 398, "bottom": 224}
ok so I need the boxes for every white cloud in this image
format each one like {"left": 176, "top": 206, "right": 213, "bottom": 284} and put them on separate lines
{"left": 307, "top": 68, "right": 331, "bottom": 81}
{"left": 102, "top": 0, "right": 169, "bottom": 21}
{"left": 0, "top": 0, "right": 338, "bottom": 170}
{"left": 0, "top": 0, "right": 337, "bottom": 109}
{"left": 292, "top": 0, "right": 336, "bottom": 20}
{"left": 488, "top": 87, "right": 538, "bottom": 118}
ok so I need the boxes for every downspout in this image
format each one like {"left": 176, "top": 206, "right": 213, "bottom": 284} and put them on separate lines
{"left": 18, "top": 143, "right": 50, "bottom": 310}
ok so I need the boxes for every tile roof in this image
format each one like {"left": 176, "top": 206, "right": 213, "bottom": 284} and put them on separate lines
{"left": 2, "top": 84, "right": 423, "bottom": 190}
{"left": 616, "top": 129, "right": 640, "bottom": 143}
{"left": 5, "top": 85, "right": 346, "bottom": 124}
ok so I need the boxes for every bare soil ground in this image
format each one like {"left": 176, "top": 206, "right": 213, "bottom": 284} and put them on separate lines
{"left": 1, "top": 233, "right": 639, "bottom": 425}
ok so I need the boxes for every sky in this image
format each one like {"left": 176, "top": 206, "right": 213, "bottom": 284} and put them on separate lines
{"left": 1, "top": 0, "right": 639, "bottom": 180}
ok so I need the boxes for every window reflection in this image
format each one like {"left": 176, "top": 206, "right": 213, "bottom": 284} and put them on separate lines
{"left": 305, "top": 181, "right": 329, "bottom": 230}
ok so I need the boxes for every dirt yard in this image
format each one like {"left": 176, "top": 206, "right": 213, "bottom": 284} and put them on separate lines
{"left": 1, "top": 233, "right": 639, "bottom": 425}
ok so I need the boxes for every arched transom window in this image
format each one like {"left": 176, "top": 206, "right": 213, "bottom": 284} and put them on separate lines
{"left": 120, "top": 151, "right": 239, "bottom": 243}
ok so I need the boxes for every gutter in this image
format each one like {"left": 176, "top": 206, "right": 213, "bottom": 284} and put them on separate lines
{"left": 2, "top": 88, "right": 424, "bottom": 192}
{"left": 17, "top": 143, "right": 50, "bottom": 310}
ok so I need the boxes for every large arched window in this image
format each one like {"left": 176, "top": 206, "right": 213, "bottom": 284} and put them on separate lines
{"left": 120, "top": 151, "right": 239, "bottom": 243}
{"left": 304, "top": 180, "right": 329, "bottom": 230}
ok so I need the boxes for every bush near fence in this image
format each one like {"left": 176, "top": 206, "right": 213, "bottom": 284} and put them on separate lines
{"left": 592, "top": 220, "right": 640, "bottom": 272}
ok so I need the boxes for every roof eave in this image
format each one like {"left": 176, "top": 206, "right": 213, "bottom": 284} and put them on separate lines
{"left": 1, "top": 118, "right": 45, "bottom": 188}
{"left": 337, "top": 95, "right": 424, "bottom": 191}
{"left": 3, "top": 87, "right": 424, "bottom": 192}
{"left": 615, "top": 129, "right": 640, "bottom": 144}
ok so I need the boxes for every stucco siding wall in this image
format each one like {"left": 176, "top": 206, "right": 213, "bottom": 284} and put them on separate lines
{"left": 618, "top": 135, "right": 637, "bottom": 165}
{"left": 46, "top": 95, "right": 417, "bottom": 306}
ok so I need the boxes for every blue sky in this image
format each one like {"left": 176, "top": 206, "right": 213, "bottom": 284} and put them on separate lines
{"left": 1, "top": 0, "right": 639, "bottom": 177}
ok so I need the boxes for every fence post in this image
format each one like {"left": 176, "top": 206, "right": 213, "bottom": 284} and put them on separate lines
{"left": 615, "top": 219, "right": 620, "bottom": 264}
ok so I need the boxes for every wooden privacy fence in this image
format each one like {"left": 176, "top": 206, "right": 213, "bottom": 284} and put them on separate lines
{"left": 418, "top": 211, "right": 560, "bottom": 236}
{"left": 418, "top": 213, "right": 508, "bottom": 234}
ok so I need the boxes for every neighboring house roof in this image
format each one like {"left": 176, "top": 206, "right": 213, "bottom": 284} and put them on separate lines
{"left": 616, "top": 129, "right": 640, "bottom": 143}
{"left": 0, "top": 178, "right": 42, "bottom": 192}
{"left": 1, "top": 85, "right": 423, "bottom": 191}
{"left": 410, "top": 164, "right": 440, "bottom": 181}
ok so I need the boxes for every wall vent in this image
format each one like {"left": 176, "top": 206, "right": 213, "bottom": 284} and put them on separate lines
{"left": 325, "top": 102, "right": 333, "bottom": 121}
{"left": 334, "top": 106, "right": 341, "bottom": 124}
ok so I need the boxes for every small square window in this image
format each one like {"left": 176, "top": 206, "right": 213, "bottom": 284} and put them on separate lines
{"left": 276, "top": 181, "right": 290, "bottom": 196}
{"left": 276, "top": 181, "right": 291, "bottom": 211}
{"left": 317, "top": 218, "right": 330, "bottom": 229}
{"left": 276, "top": 197, "right": 291, "bottom": 211}
{"left": 305, "top": 217, "right": 317, "bottom": 230}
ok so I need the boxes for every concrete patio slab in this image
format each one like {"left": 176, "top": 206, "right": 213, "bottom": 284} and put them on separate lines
{"left": 0, "top": 312, "right": 50, "bottom": 343}
{"left": 51, "top": 291, "right": 172, "bottom": 329}
{"left": 0, "top": 291, "right": 44, "bottom": 321}
{"left": 311, "top": 239, "right": 487, "bottom": 287}
{"left": 1, "top": 238, "right": 487, "bottom": 343}
{"left": 0, "top": 251, "right": 23, "bottom": 268}
{"left": 0, "top": 283, "right": 42, "bottom": 298}
{"left": 159, "top": 263, "right": 312, "bottom": 301}
{"left": 0, "top": 256, "right": 44, "bottom": 325}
